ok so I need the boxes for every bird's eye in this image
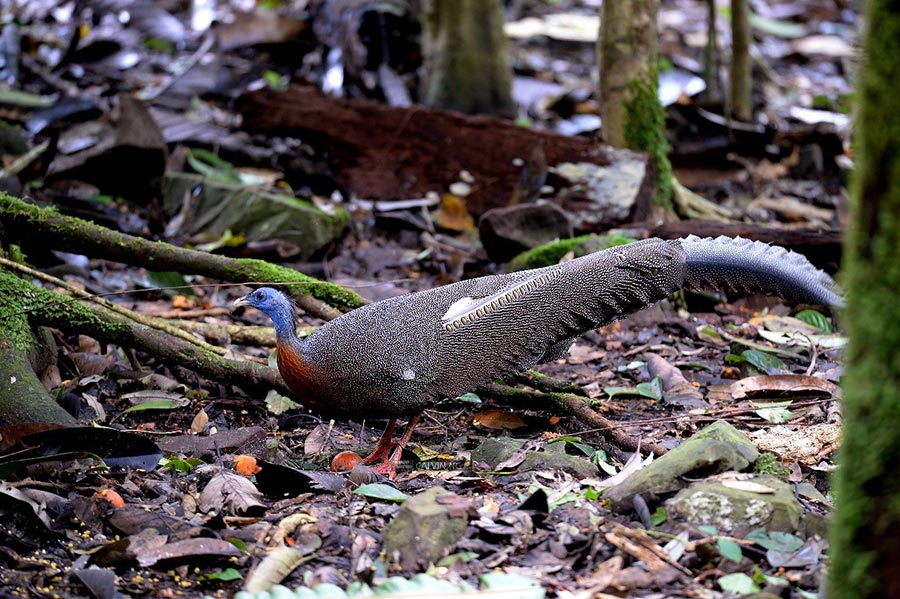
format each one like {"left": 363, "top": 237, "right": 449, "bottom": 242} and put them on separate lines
{"left": 254, "top": 291, "right": 264, "bottom": 300}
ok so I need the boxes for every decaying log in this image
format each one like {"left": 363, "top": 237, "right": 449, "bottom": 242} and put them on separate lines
{"left": 239, "top": 86, "right": 655, "bottom": 229}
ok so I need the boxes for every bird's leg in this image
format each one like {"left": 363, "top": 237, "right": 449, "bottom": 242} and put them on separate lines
{"left": 361, "top": 418, "right": 397, "bottom": 465}
{"left": 372, "top": 412, "right": 423, "bottom": 479}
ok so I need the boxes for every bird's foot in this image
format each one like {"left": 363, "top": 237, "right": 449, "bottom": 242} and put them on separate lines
{"left": 362, "top": 413, "right": 424, "bottom": 480}
{"left": 361, "top": 419, "right": 397, "bottom": 466}
{"left": 371, "top": 444, "right": 406, "bottom": 480}
{"left": 371, "top": 458, "right": 399, "bottom": 480}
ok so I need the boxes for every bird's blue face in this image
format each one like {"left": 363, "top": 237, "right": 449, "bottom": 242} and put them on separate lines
{"left": 234, "top": 287, "right": 297, "bottom": 338}
{"left": 234, "top": 287, "right": 285, "bottom": 316}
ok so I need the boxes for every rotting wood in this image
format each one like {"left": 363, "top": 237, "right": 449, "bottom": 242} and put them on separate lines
{"left": 238, "top": 86, "right": 655, "bottom": 227}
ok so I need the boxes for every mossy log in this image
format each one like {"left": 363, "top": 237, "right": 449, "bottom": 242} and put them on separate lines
{"left": 0, "top": 330, "right": 76, "bottom": 427}
{"left": 0, "top": 193, "right": 365, "bottom": 320}
{"left": 0, "top": 268, "right": 290, "bottom": 399}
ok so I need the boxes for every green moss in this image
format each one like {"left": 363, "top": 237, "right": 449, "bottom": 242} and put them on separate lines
{"left": 753, "top": 452, "right": 789, "bottom": 480}
{"left": 239, "top": 259, "right": 364, "bottom": 311}
{"left": 829, "top": 3, "right": 900, "bottom": 598}
{"left": 0, "top": 273, "right": 37, "bottom": 349}
{"left": 507, "top": 233, "right": 635, "bottom": 271}
{"left": 0, "top": 192, "right": 366, "bottom": 313}
{"left": 624, "top": 69, "right": 674, "bottom": 209}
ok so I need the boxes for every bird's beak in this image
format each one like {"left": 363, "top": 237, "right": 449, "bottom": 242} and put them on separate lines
{"left": 233, "top": 294, "right": 251, "bottom": 310}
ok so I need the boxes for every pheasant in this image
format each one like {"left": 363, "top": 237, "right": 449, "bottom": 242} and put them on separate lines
{"left": 234, "top": 235, "right": 841, "bottom": 477}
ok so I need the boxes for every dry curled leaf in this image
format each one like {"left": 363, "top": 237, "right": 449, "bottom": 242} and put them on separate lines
{"left": 199, "top": 472, "right": 265, "bottom": 515}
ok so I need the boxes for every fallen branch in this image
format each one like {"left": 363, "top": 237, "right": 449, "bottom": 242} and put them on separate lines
{"left": 0, "top": 193, "right": 365, "bottom": 320}
{"left": 480, "top": 383, "right": 668, "bottom": 456}
{"left": 0, "top": 256, "right": 227, "bottom": 356}
{"left": 159, "top": 319, "right": 316, "bottom": 348}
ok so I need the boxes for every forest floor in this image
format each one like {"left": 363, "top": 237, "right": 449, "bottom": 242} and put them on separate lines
{"left": 0, "top": 0, "right": 851, "bottom": 597}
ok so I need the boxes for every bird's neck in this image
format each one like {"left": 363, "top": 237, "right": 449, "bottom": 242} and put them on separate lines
{"left": 270, "top": 303, "right": 301, "bottom": 344}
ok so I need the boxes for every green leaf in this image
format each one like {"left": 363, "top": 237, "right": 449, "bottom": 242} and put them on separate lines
{"left": 265, "top": 389, "right": 300, "bottom": 414}
{"left": 651, "top": 506, "right": 667, "bottom": 526}
{"left": 636, "top": 377, "right": 663, "bottom": 400}
{"left": 451, "top": 392, "right": 482, "bottom": 405}
{"left": 436, "top": 551, "right": 478, "bottom": 567}
{"left": 718, "top": 572, "right": 760, "bottom": 594}
{"left": 353, "top": 483, "right": 409, "bottom": 503}
{"left": 749, "top": 13, "right": 808, "bottom": 38}
{"left": 582, "top": 486, "right": 601, "bottom": 500}
{"left": 750, "top": 400, "right": 794, "bottom": 424}
{"left": 0, "top": 89, "right": 56, "bottom": 108}
{"left": 616, "top": 360, "right": 645, "bottom": 372}
{"left": 159, "top": 456, "right": 202, "bottom": 472}
{"left": 549, "top": 436, "right": 597, "bottom": 458}
{"left": 698, "top": 326, "right": 722, "bottom": 340}
{"left": 717, "top": 538, "right": 743, "bottom": 563}
{"left": 144, "top": 37, "right": 176, "bottom": 53}
{"left": 194, "top": 229, "right": 246, "bottom": 253}
{"left": 752, "top": 565, "right": 789, "bottom": 587}
{"left": 603, "top": 386, "right": 637, "bottom": 399}
{"left": 698, "top": 524, "right": 718, "bottom": 536}
{"left": 480, "top": 572, "right": 544, "bottom": 597}
{"left": 145, "top": 271, "right": 193, "bottom": 297}
{"left": 202, "top": 568, "right": 243, "bottom": 581}
{"left": 186, "top": 148, "right": 242, "bottom": 183}
{"left": 121, "top": 400, "right": 179, "bottom": 413}
{"left": 740, "top": 349, "right": 786, "bottom": 372}
{"left": 795, "top": 309, "right": 832, "bottom": 333}
{"left": 745, "top": 529, "right": 805, "bottom": 553}
{"left": 263, "top": 70, "right": 288, "bottom": 91}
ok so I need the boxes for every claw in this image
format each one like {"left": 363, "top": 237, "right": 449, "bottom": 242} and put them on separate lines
{"left": 360, "top": 413, "right": 423, "bottom": 480}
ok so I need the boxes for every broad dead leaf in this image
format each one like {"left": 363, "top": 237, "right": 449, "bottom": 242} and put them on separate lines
{"left": 433, "top": 194, "right": 476, "bottom": 233}
{"left": 472, "top": 409, "right": 527, "bottom": 430}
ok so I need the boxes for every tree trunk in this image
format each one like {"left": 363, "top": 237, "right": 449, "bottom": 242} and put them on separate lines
{"left": 421, "top": 0, "right": 514, "bottom": 118}
{"left": 730, "top": 0, "right": 752, "bottom": 121}
{"left": 598, "top": 0, "right": 656, "bottom": 147}
{"left": 704, "top": 0, "right": 722, "bottom": 102}
{"left": 829, "top": 2, "right": 900, "bottom": 597}
{"left": 597, "top": 0, "right": 673, "bottom": 208}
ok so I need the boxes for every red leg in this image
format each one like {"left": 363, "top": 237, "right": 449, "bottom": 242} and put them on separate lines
{"left": 361, "top": 419, "right": 396, "bottom": 465}
{"left": 372, "top": 412, "right": 423, "bottom": 479}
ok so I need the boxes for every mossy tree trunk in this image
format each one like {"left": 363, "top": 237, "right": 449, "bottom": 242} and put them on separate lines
{"left": 829, "top": 2, "right": 900, "bottom": 597}
{"left": 730, "top": 0, "right": 752, "bottom": 121}
{"left": 597, "top": 0, "right": 673, "bottom": 208}
{"left": 420, "top": 0, "right": 515, "bottom": 118}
